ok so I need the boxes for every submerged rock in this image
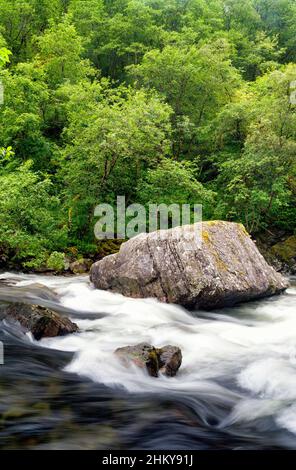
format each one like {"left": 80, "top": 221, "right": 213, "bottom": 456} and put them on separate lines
{"left": 158, "top": 345, "right": 182, "bottom": 377}
{"left": 115, "top": 343, "right": 159, "bottom": 377}
{"left": 2, "top": 303, "right": 78, "bottom": 340}
{"left": 114, "top": 342, "right": 182, "bottom": 377}
{"left": 90, "top": 221, "right": 289, "bottom": 309}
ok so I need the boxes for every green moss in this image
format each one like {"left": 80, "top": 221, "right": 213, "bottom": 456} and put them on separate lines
{"left": 148, "top": 349, "right": 159, "bottom": 362}
{"left": 272, "top": 236, "right": 296, "bottom": 261}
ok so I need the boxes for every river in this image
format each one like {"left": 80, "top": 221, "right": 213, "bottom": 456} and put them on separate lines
{"left": 0, "top": 272, "right": 296, "bottom": 450}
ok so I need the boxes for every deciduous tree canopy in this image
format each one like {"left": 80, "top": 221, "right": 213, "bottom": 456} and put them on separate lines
{"left": 0, "top": 0, "right": 295, "bottom": 268}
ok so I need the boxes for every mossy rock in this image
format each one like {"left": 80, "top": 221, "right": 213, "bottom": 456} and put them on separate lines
{"left": 70, "top": 258, "right": 92, "bottom": 274}
{"left": 115, "top": 343, "right": 159, "bottom": 377}
{"left": 114, "top": 343, "right": 182, "bottom": 377}
{"left": 271, "top": 236, "right": 296, "bottom": 262}
{"left": 91, "top": 221, "right": 288, "bottom": 309}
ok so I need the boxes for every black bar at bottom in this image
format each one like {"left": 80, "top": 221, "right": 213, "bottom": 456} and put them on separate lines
{"left": 0, "top": 450, "right": 295, "bottom": 467}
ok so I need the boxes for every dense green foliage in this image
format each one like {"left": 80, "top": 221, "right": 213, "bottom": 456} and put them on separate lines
{"left": 0, "top": 0, "right": 295, "bottom": 268}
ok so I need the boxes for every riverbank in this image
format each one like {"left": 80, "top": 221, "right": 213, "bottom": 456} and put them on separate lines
{"left": 0, "top": 228, "right": 295, "bottom": 278}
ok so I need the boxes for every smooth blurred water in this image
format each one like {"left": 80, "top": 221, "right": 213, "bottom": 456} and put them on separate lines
{"left": 0, "top": 272, "right": 296, "bottom": 449}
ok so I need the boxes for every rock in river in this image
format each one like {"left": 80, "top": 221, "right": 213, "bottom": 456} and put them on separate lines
{"left": 70, "top": 258, "right": 92, "bottom": 274}
{"left": 90, "top": 221, "right": 289, "bottom": 309}
{"left": 2, "top": 303, "right": 78, "bottom": 340}
{"left": 158, "top": 345, "right": 182, "bottom": 377}
{"left": 115, "top": 343, "right": 182, "bottom": 377}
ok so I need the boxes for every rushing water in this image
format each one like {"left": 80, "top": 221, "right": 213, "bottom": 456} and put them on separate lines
{"left": 0, "top": 272, "right": 296, "bottom": 450}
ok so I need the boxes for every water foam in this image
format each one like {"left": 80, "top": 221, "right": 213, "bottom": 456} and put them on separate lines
{"left": 2, "top": 272, "right": 296, "bottom": 434}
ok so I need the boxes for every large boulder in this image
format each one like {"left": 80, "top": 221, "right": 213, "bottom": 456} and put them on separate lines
{"left": 90, "top": 221, "right": 289, "bottom": 309}
{"left": 2, "top": 303, "right": 78, "bottom": 340}
{"left": 114, "top": 343, "right": 182, "bottom": 377}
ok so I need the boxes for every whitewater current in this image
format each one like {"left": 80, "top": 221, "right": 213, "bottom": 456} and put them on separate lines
{"left": 0, "top": 272, "right": 296, "bottom": 449}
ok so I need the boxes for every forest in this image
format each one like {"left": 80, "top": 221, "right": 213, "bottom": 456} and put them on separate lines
{"left": 0, "top": 0, "right": 295, "bottom": 270}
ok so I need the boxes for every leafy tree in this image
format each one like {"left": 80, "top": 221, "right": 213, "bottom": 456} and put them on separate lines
{"left": 214, "top": 64, "right": 296, "bottom": 232}
{"left": 229, "top": 31, "right": 284, "bottom": 80}
{"left": 0, "top": 46, "right": 11, "bottom": 67}
{"left": 130, "top": 40, "right": 240, "bottom": 125}
{"left": 0, "top": 63, "right": 53, "bottom": 167}
{"left": 61, "top": 88, "right": 172, "bottom": 246}
{"left": 68, "top": 0, "right": 106, "bottom": 67}
{"left": 138, "top": 158, "right": 215, "bottom": 219}
{"left": 254, "top": 0, "right": 296, "bottom": 61}
{"left": 36, "top": 15, "right": 93, "bottom": 88}
{"left": 0, "top": 162, "right": 67, "bottom": 268}
{"left": 0, "top": 0, "right": 295, "bottom": 265}
{"left": 83, "top": 0, "right": 162, "bottom": 78}
{"left": 0, "top": 0, "right": 63, "bottom": 61}
{"left": 129, "top": 39, "right": 241, "bottom": 159}
{"left": 223, "top": 0, "right": 261, "bottom": 34}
